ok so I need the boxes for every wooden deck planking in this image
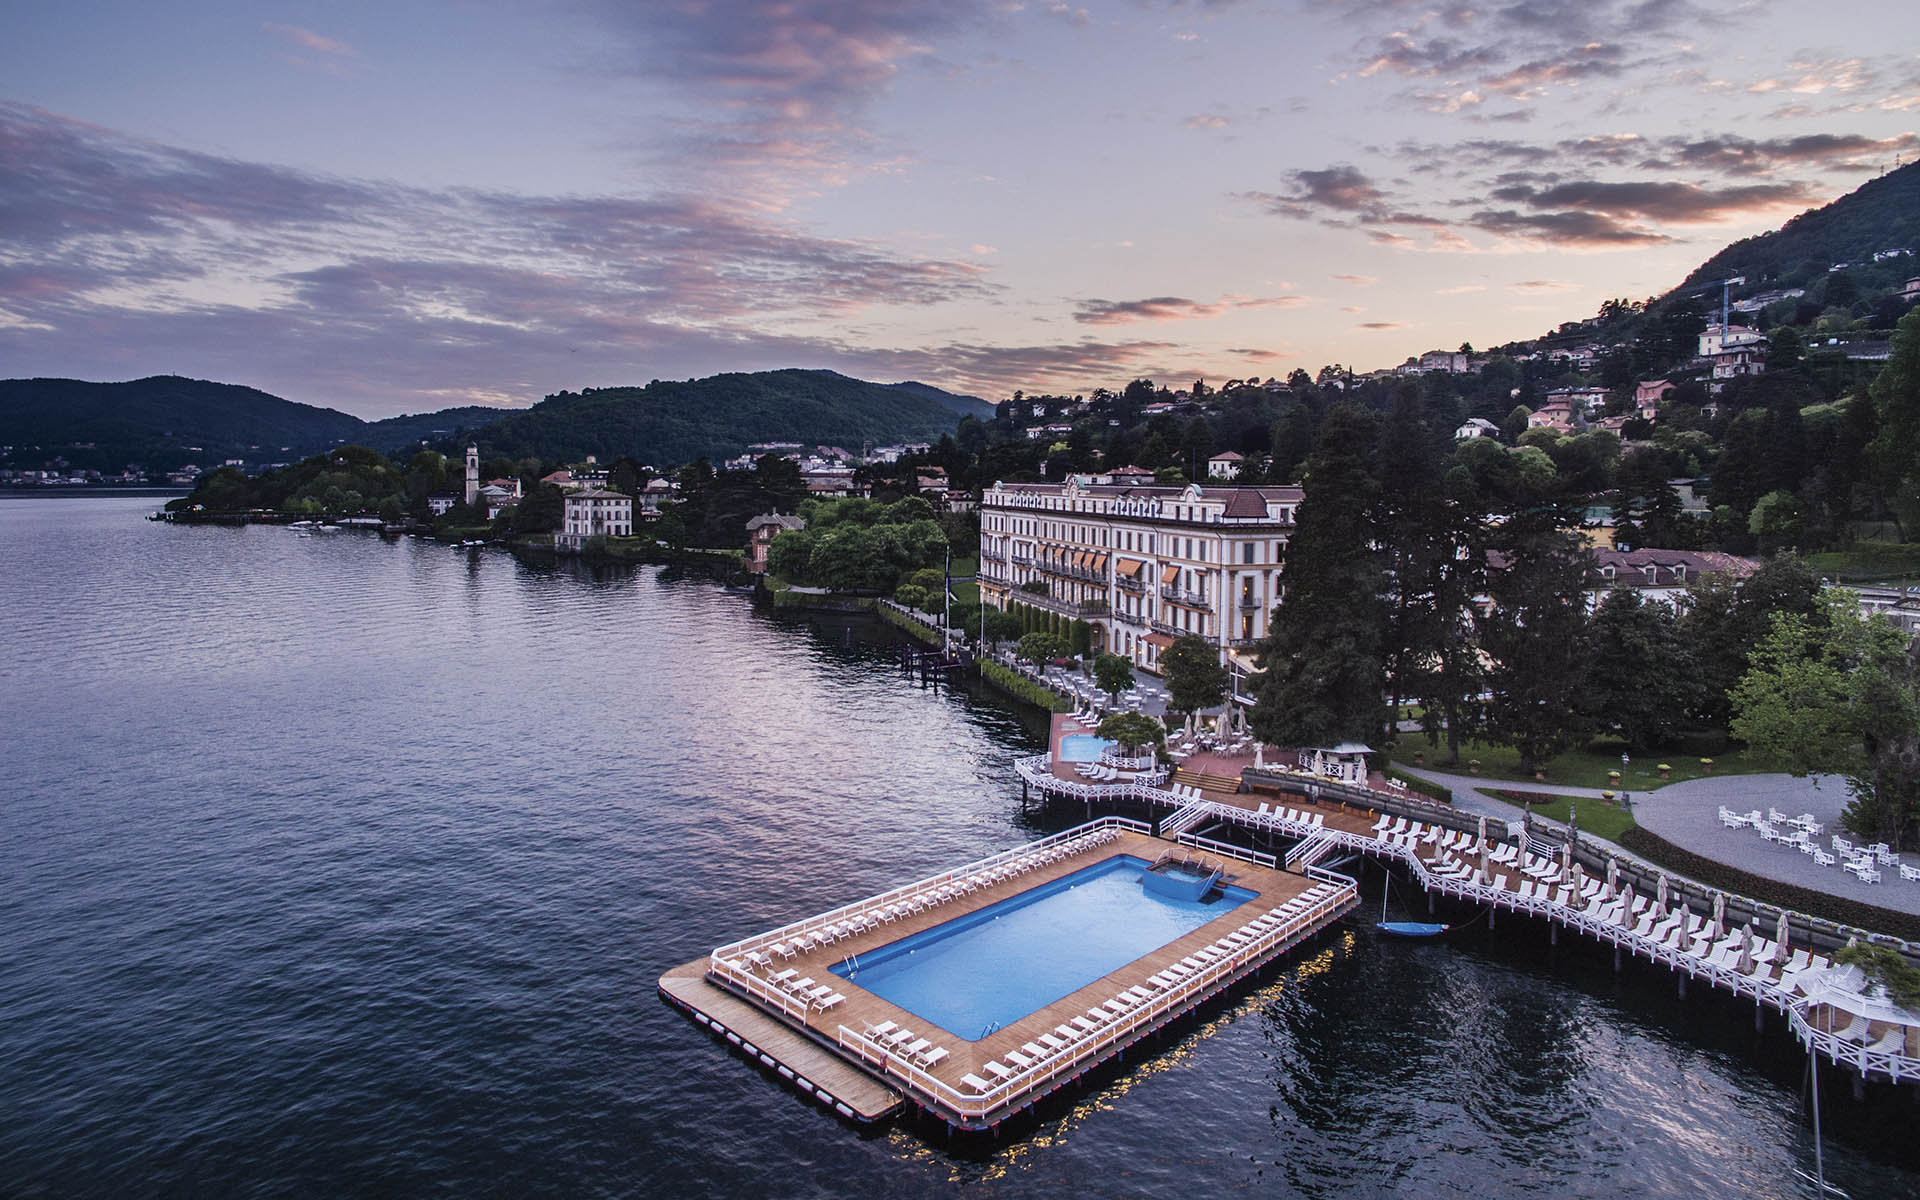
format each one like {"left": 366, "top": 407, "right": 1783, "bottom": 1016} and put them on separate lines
{"left": 704, "top": 830, "right": 1336, "bottom": 1100}
{"left": 658, "top": 959, "right": 904, "bottom": 1122}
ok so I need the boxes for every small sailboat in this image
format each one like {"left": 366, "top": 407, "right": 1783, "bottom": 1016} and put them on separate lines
{"left": 1375, "top": 872, "right": 1449, "bottom": 939}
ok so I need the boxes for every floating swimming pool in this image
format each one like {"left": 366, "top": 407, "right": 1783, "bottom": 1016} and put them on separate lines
{"left": 831, "top": 855, "right": 1254, "bottom": 1039}
{"left": 1057, "top": 734, "right": 1113, "bottom": 762}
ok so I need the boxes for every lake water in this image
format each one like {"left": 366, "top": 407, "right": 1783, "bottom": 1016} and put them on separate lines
{"left": 3, "top": 495, "right": 1916, "bottom": 1198}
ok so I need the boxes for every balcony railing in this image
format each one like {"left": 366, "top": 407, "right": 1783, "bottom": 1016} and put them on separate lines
{"left": 1237, "top": 594, "right": 1262, "bottom": 610}
{"left": 1011, "top": 553, "right": 1033, "bottom": 566}
{"left": 1116, "top": 576, "right": 1146, "bottom": 594}
{"left": 980, "top": 548, "right": 1008, "bottom": 563}
{"left": 1161, "top": 587, "right": 1213, "bottom": 611}
{"left": 1020, "top": 591, "right": 1109, "bottom": 618}
{"left": 1037, "top": 560, "right": 1105, "bottom": 584}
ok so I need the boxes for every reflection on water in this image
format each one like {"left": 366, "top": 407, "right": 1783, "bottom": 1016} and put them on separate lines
{"left": 0, "top": 496, "right": 1913, "bottom": 1198}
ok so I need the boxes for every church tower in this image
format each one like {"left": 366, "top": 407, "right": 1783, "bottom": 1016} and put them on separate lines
{"left": 464, "top": 445, "right": 479, "bottom": 505}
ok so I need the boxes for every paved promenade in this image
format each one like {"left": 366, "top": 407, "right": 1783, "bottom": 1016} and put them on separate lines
{"left": 1399, "top": 765, "right": 1920, "bottom": 917}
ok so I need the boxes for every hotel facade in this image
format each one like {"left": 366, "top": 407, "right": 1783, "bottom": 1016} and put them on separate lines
{"left": 978, "top": 475, "right": 1302, "bottom": 672}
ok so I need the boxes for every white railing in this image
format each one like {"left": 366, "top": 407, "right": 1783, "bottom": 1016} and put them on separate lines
{"left": 1159, "top": 801, "right": 1211, "bottom": 838}
{"left": 1789, "top": 1008, "right": 1920, "bottom": 1084}
{"left": 831, "top": 876, "right": 1356, "bottom": 1126}
{"left": 1345, "top": 821, "right": 1920, "bottom": 1084}
{"left": 1175, "top": 830, "right": 1277, "bottom": 869}
{"left": 1015, "top": 754, "right": 1179, "bottom": 805}
{"left": 710, "top": 816, "right": 1150, "bottom": 965}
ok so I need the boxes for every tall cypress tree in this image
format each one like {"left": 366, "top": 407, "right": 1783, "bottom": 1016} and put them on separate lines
{"left": 1250, "top": 401, "right": 1387, "bottom": 750}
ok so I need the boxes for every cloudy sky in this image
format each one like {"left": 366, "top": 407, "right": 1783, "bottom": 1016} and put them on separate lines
{"left": 2, "top": 1, "right": 1915, "bottom": 417}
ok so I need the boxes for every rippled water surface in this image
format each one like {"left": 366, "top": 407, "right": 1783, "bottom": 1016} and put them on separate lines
{"left": 3, "top": 496, "right": 1916, "bottom": 1198}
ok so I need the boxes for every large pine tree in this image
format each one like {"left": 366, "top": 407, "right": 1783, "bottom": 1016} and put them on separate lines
{"left": 1250, "top": 401, "right": 1387, "bottom": 750}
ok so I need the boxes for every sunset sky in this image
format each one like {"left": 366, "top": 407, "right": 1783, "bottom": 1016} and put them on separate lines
{"left": 2, "top": 1, "right": 1916, "bottom": 417}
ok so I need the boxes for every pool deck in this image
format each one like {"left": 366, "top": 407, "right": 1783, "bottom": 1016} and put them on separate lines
{"left": 675, "top": 819, "right": 1357, "bottom": 1129}
{"left": 657, "top": 960, "right": 904, "bottom": 1124}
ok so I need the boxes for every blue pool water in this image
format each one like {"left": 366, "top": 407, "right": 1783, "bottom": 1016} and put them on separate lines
{"left": 1057, "top": 734, "right": 1112, "bottom": 762}
{"left": 830, "top": 855, "right": 1253, "bottom": 1038}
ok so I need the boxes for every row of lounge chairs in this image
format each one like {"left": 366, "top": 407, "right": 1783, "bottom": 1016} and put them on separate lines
{"left": 1257, "top": 802, "right": 1325, "bottom": 828}
{"left": 1076, "top": 763, "right": 1129, "bottom": 781}
{"left": 1167, "top": 783, "right": 1210, "bottom": 801}
{"left": 1403, "top": 827, "right": 1844, "bottom": 996}
{"left": 956, "top": 884, "right": 1342, "bottom": 1096}
{"left": 753, "top": 967, "right": 845, "bottom": 1012}
{"left": 858, "top": 1020, "right": 950, "bottom": 1069}
{"left": 753, "top": 829, "right": 1126, "bottom": 965}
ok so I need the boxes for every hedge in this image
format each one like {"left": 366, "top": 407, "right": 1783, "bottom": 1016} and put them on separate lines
{"left": 1385, "top": 767, "right": 1452, "bottom": 805}
{"left": 1616, "top": 825, "right": 1920, "bottom": 942}
{"left": 767, "top": 589, "right": 876, "bottom": 612}
{"left": 981, "top": 659, "right": 1073, "bottom": 713}
{"left": 877, "top": 602, "right": 939, "bottom": 644}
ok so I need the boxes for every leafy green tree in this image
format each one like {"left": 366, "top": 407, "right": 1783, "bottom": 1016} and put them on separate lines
{"left": 1480, "top": 540, "right": 1595, "bottom": 774}
{"left": 765, "top": 528, "right": 815, "bottom": 578}
{"left": 1868, "top": 307, "right": 1920, "bottom": 535}
{"left": 1093, "top": 653, "right": 1134, "bottom": 704}
{"left": 1584, "top": 587, "right": 1699, "bottom": 750}
{"left": 981, "top": 608, "right": 1023, "bottom": 649}
{"left": 511, "top": 482, "right": 564, "bottom": 534}
{"left": 1748, "top": 490, "right": 1805, "bottom": 554}
{"left": 1162, "top": 635, "right": 1229, "bottom": 720}
{"left": 894, "top": 584, "right": 929, "bottom": 611}
{"left": 1680, "top": 555, "right": 1820, "bottom": 730}
{"left": 1732, "top": 591, "right": 1920, "bottom": 847}
{"left": 1251, "top": 402, "right": 1386, "bottom": 749}
{"left": 1097, "top": 712, "right": 1165, "bottom": 755}
{"left": 1016, "top": 631, "right": 1069, "bottom": 666}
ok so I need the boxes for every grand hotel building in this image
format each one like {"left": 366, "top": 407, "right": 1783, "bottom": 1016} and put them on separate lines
{"left": 978, "top": 473, "right": 1303, "bottom": 673}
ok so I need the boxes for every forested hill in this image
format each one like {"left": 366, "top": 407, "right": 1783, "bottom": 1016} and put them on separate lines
{"left": 472, "top": 370, "right": 976, "bottom": 465}
{"left": 0, "top": 370, "right": 977, "bottom": 473}
{"left": 1680, "top": 159, "right": 1920, "bottom": 293}
{"left": 887, "top": 380, "right": 993, "bottom": 420}
{"left": 0, "top": 375, "right": 364, "bottom": 472}
{"left": 363, "top": 406, "right": 509, "bottom": 451}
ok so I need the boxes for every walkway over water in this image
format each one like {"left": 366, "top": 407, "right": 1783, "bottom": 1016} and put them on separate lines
{"left": 1016, "top": 758, "right": 1920, "bottom": 1088}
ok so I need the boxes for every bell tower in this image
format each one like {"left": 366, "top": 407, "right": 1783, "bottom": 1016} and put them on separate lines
{"left": 464, "top": 445, "right": 479, "bottom": 505}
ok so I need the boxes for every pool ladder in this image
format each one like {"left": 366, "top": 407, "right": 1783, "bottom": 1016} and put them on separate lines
{"left": 979, "top": 1020, "right": 1002, "bottom": 1039}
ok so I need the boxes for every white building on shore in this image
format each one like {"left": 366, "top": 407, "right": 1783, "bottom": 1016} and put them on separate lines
{"left": 978, "top": 474, "right": 1301, "bottom": 673}
{"left": 555, "top": 488, "right": 633, "bottom": 552}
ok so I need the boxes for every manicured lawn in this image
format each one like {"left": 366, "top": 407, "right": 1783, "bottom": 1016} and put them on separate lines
{"left": 1489, "top": 790, "right": 1637, "bottom": 843}
{"left": 949, "top": 555, "right": 981, "bottom": 605}
{"left": 1395, "top": 736, "right": 1756, "bottom": 790}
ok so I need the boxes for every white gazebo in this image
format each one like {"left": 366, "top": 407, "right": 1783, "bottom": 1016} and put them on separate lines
{"left": 1308, "top": 742, "right": 1372, "bottom": 784}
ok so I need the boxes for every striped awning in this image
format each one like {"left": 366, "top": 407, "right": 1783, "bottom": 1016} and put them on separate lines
{"left": 1161, "top": 565, "right": 1180, "bottom": 584}
{"left": 1144, "top": 632, "right": 1176, "bottom": 649}
{"left": 1091, "top": 553, "right": 1109, "bottom": 573}
{"left": 1117, "top": 557, "right": 1145, "bottom": 578}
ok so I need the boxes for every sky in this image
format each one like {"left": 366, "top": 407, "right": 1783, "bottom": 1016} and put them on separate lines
{"left": 1, "top": 1, "right": 1916, "bottom": 419}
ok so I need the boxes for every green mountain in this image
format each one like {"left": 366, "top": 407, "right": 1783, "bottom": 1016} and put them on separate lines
{"left": 0, "top": 369, "right": 978, "bottom": 474}
{"left": 363, "top": 406, "right": 509, "bottom": 454}
{"left": 1680, "top": 160, "right": 1920, "bottom": 298}
{"left": 887, "top": 380, "right": 992, "bottom": 420}
{"left": 0, "top": 375, "right": 363, "bottom": 472}
{"left": 473, "top": 369, "right": 974, "bottom": 465}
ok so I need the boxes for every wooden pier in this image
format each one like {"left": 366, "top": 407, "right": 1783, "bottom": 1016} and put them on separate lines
{"left": 658, "top": 959, "right": 904, "bottom": 1124}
